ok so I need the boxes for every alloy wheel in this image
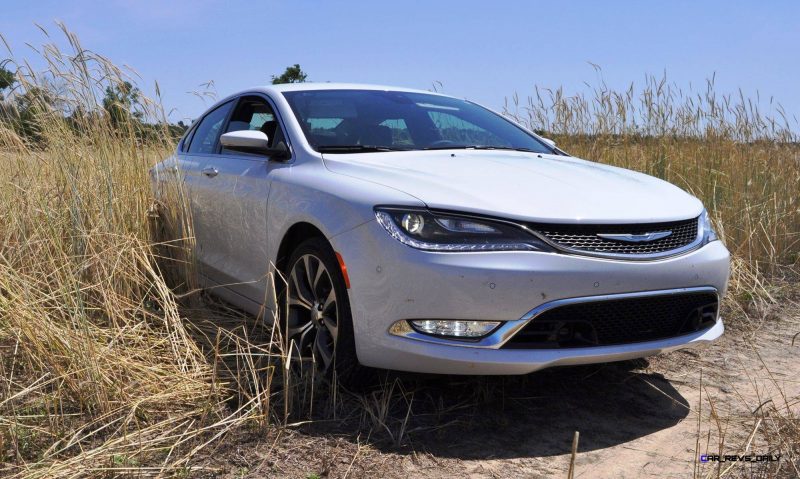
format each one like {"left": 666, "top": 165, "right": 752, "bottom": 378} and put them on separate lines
{"left": 286, "top": 253, "right": 339, "bottom": 372}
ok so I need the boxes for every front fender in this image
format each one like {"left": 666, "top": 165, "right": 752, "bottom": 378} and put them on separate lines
{"left": 266, "top": 161, "right": 424, "bottom": 264}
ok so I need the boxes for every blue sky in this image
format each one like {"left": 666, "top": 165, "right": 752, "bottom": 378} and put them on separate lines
{"left": 2, "top": 1, "right": 798, "bottom": 124}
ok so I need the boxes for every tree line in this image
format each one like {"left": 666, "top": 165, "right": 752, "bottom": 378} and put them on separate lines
{"left": 0, "top": 62, "right": 308, "bottom": 147}
{"left": 0, "top": 64, "right": 188, "bottom": 146}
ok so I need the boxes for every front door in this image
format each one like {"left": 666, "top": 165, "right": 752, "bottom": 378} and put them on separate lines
{"left": 196, "top": 95, "right": 290, "bottom": 309}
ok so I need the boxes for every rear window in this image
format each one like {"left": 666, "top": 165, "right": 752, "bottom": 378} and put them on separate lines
{"left": 187, "top": 100, "right": 234, "bottom": 154}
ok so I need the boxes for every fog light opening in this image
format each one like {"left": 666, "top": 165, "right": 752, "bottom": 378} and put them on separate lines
{"left": 408, "top": 319, "right": 501, "bottom": 339}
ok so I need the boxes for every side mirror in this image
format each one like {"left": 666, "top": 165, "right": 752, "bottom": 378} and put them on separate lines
{"left": 540, "top": 137, "right": 556, "bottom": 148}
{"left": 220, "top": 130, "right": 290, "bottom": 159}
{"left": 221, "top": 130, "right": 270, "bottom": 151}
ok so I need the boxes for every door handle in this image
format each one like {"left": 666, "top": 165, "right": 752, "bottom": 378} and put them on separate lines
{"left": 202, "top": 166, "right": 219, "bottom": 178}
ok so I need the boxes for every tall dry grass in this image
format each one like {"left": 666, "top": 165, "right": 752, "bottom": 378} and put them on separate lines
{"left": 505, "top": 71, "right": 800, "bottom": 276}
{"left": 0, "top": 25, "right": 289, "bottom": 477}
{"left": 0, "top": 25, "right": 797, "bottom": 477}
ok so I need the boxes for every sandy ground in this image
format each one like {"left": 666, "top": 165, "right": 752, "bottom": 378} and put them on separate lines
{"left": 197, "top": 297, "right": 800, "bottom": 478}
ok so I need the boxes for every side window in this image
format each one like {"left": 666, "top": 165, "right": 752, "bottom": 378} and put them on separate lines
{"left": 224, "top": 96, "right": 286, "bottom": 149}
{"left": 428, "top": 111, "right": 509, "bottom": 147}
{"left": 187, "top": 100, "right": 234, "bottom": 154}
{"left": 179, "top": 124, "right": 196, "bottom": 152}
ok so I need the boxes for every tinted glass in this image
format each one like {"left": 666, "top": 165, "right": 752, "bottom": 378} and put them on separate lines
{"left": 187, "top": 100, "right": 234, "bottom": 154}
{"left": 282, "top": 90, "right": 552, "bottom": 153}
{"left": 179, "top": 126, "right": 195, "bottom": 152}
{"left": 224, "top": 96, "right": 285, "bottom": 149}
{"left": 226, "top": 98, "right": 275, "bottom": 133}
{"left": 428, "top": 110, "right": 508, "bottom": 146}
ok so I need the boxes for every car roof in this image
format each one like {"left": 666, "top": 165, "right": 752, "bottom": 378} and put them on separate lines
{"left": 198, "top": 83, "right": 469, "bottom": 124}
{"left": 246, "top": 82, "right": 451, "bottom": 97}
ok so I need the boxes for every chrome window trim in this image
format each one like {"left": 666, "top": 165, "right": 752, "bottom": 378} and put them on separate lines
{"left": 388, "top": 286, "right": 719, "bottom": 349}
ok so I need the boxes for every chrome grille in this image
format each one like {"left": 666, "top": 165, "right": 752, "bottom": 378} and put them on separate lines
{"left": 530, "top": 217, "right": 699, "bottom": 256}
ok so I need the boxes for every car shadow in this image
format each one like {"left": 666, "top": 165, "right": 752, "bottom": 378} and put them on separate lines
{"left": 181, "top": 297, "right": 690, "bottom": 461}
{"left": 301, "top": 359, "right": 690, "bottom": 460}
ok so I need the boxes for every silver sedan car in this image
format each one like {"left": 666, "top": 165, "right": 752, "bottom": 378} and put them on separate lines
{"left": 151, "top": 83, "right": 730, "bottom": 383}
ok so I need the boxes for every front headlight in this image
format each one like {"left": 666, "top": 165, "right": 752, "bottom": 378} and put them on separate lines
{"left": 374, "top": 207, "right": 552, "bottom": 252}
{"left": 701, "top": 209, "right": 719, "bottom": 244}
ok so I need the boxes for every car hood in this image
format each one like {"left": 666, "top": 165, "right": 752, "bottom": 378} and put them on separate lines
{"left": 322, "top": 150, "right": 704, "bottom": 224}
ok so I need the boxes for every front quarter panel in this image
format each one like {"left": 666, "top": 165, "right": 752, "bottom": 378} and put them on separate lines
{"left": 266, "top": 158, "right": 424, "bottom": 265}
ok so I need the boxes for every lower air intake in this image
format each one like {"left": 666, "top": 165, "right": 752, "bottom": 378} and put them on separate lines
{"left": 503, "top": 291, "right": 718, "bottom": 349}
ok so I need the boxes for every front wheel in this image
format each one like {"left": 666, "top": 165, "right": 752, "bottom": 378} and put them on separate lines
{"left": 283, "top": 238, "right": 366, "bottom": 386}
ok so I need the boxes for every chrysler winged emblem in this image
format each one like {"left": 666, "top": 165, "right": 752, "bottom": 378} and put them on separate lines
{"left": 597, "top": 231, "right": 673, "bottom": 243}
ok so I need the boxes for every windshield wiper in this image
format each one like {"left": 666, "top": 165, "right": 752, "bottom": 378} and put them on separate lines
{"left": 316, "top": 145, "right": 410, "bottom": 153}
{"left": 422, "top": 145, "right": 542, "bottom": 153}
{"left": 317, "top": 144, "right": 544, "bottom": 154}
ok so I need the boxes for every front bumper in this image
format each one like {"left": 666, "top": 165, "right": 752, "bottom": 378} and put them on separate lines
{"left": 330, "top": 220, "right": 731, "bottom": 375}
{"left": 373, "top": 317, "right": 723, "bottom": 375}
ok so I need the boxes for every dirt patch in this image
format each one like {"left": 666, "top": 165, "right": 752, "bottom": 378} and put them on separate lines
{"left": 191, "top": 299, "right": 800, "bottom": 478}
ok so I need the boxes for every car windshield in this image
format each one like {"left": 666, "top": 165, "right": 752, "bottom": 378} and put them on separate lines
{"left": 282, "top": 89, "right": 554, "bottom": 154}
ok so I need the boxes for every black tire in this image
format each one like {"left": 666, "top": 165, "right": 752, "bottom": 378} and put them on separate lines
{"left": 283, "top": 237, "right": 368, "bottom": 387}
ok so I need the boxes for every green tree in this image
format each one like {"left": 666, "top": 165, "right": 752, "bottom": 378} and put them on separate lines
{"left": 102, "top": 81, "right": 143, "bottom": 128}
{"left": 13, "top": 86, "right": 55, "bottom": 145}
{"left": 271, "top": 64, "right": 308, "bottom": 84}
{"left": 0, "top": 61, "right": 15, "bottom": 101}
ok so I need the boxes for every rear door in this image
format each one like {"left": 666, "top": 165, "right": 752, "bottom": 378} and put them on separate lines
{"left": 196, "top": 95, "right": 291, "bottom": 308}
{"left": 182, "top": 99, "right": 236, "bottom": 283}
